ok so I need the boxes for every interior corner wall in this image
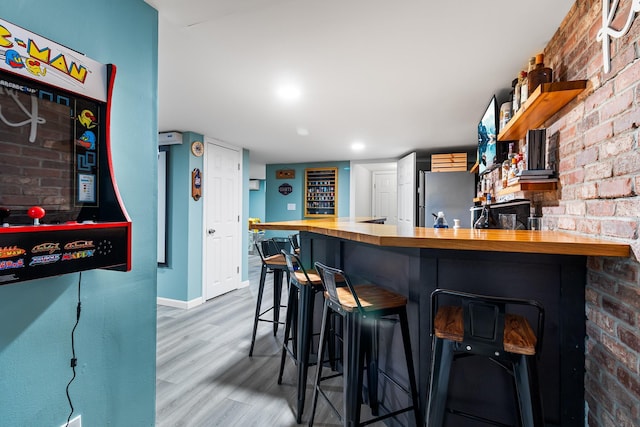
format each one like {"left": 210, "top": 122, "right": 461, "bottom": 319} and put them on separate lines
{"left": 242, "top": 149, "right": 250, "bottom": 281}
{"left": 0, "top": 1, "right": 158, "bottom": 426}
{"left": 352, "top": 164, "right": 373, "bottom": 217}
{"left": 249, "top": 180, "right": 266, "bottom": 221}
{"left": 157, "top": 131, "right": 204, "bottom": 302}
{"left": 265, "top": 161, "right": 350, "bottom": 237}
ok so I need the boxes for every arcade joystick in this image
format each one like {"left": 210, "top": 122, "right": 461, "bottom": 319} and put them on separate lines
{"left": 0, "top": 207, "right": 10, "bottom": 227}
{"left": 27, "top": 206, "right": 46, "bottom": 226}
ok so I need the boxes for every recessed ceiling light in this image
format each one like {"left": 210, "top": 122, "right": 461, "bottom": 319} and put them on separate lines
{"left": 351, "top": 142, "right": 365, "bottom": 151}
{"left": 276, "top": 84, "right": 301, "bottom": 101}
{"left": 296, "top": 127, "right": 309, "bottom": 136}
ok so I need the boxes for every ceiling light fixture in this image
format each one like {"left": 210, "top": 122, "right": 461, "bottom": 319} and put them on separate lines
{"left": 351, "top": 142, "right": 365, "bottom": 151}
{"left": 276, "top": 84, "right": 301, "bottom": 101}
{"left": 296, "top": 127, "right": 309, "bottom": 136}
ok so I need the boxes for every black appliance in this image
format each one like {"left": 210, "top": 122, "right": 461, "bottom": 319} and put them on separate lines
{"left": 470, "top": 199, "right": 531, "bottom": 230}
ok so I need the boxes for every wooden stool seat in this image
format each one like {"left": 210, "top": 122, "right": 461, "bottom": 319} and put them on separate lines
{"left": 263, "top": 253, "right": 287, "bottom": 266}
{"left": 434, "top": 305, "right": 537, "bottom": 355}
{"left": 332, "top": 284, "right": 407, "bottom": 312}
{"left": 295, "top": 270, "right": 345, "bottom": 286}
{"left": 293, "top": 269, "right": 322, "bottom": 285}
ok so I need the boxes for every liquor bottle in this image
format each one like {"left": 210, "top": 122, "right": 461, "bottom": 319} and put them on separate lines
{"left": 528, "top": 53, "right": 552, "bottom": 95}
{"left": 520, "top": 57, "right": 535, "bottom": 106}
{"left": 511, "top": 78, "right": 518, "bottom": 114}
{"left": 519, "top": 71, "right": 528, "bottom": 109}
{"left": 513, "top": 74, "right": 523, "bottom": 113}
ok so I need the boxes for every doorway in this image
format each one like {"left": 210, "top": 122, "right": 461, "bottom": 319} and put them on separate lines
{"left": 372, "top": 171, "right": 398, "bottom": 225}
{"left": 349, "top": 160, "right": 398, "bottom": 221}
{"left": 203, "top": 139, "right": 242, "bottom": 300}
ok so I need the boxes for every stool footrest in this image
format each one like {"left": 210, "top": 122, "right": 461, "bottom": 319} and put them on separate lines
{"left": 360, "top": 405, "right": 417, "bottom": 427}
{"left": 447, "top": 407, "right": 513, "bottom": 427}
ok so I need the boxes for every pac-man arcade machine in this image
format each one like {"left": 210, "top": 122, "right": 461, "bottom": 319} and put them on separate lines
{"left": 0, "top": 18, "right": 131, "bottom": 284}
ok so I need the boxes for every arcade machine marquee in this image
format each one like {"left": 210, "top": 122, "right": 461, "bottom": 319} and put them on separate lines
{"left": 0, "top": 18, "right": 131, "bottom": 284}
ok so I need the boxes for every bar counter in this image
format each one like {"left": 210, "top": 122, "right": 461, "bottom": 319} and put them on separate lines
{"left": 251, "top": 218, "right": 630, "bottom": 426}
{"left": 251, "top": 217, "right": 629, "bottom": 257}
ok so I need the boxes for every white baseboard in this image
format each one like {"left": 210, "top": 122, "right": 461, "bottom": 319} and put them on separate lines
{"left": 157, "top": 296, "right": 204, "bottom": 309}
{"left": 158, "top": 280, "right": 249, "bottom": 309}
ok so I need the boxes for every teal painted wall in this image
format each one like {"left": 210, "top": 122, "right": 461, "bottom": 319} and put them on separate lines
{"left": 249, "top": 180, "right": 266, "bottom": 221}
{"left": 157, "top": 132, "right": 204, "bottom": 301}
{"left": 265, "top": 162, "right": 350, "bottom": 237}
{"left": 0, "top": 1, "right": 158, "bottom": 426}
{"left": 157, "top": 138, "right": 251, "bottom": 297}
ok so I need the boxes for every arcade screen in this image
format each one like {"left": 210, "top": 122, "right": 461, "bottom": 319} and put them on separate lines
{"left": 0, "top": 72, "right": 100, "bottom": 225}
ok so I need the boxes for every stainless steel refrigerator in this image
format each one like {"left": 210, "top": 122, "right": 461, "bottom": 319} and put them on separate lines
{"left": 417, "top": 171, "right": 476, "bottom": 228}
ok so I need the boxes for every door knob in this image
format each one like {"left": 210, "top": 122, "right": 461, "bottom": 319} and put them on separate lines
{"left": 208, "top": 229, "right": 216, "bottom": 235}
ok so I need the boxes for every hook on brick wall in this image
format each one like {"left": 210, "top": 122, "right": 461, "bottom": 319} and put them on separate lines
{"left": 596, "top": 0, "right": 640, "bottom": 73}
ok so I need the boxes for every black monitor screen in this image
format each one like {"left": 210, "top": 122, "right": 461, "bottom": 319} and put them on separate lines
{"left": 477, "top": 95, "right": 498, "bottom": 175}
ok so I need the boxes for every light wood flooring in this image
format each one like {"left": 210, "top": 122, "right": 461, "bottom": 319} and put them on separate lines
{"left": 156, "top": 255, "right": 388, "bottom": 427}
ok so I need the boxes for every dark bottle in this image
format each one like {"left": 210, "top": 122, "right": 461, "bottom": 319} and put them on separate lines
{"left": 528, "top": 53, "right": 552, "bottom": 95}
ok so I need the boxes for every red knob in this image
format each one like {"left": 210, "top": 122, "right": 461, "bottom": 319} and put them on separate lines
{"left": 27, "top": 206, "right": 46, "bottom": 221}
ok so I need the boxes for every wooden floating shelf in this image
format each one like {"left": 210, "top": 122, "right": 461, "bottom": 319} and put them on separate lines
{"left": 469, "top": 161, "right": 479, "bottom": 174}
{"left": 498, "top": 80, "right": 587, "bottom": 142}
{"left": 498, "top": 181, "right": 558, "bottom": 196}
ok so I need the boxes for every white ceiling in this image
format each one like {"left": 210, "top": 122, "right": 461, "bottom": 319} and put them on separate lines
{"left": 145, "top": 0, "right": 575, "bottom": 178}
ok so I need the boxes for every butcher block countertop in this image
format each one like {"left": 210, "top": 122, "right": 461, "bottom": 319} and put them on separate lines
{"left": 250, "top": 218, "right": 630, "bottom": 257}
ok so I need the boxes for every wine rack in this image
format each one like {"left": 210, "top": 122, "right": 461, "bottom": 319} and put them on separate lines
{"left": 304, "top": 168, "right": 337, "bottom": 217}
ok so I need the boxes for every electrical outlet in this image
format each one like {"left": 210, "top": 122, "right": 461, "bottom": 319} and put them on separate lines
{"left": 60, "top": 415, "right": 81, "bottom": 427}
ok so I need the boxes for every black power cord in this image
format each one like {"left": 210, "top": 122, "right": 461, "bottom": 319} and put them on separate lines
{"left": 65, "top": 272, "right": 82, "bottom": 427}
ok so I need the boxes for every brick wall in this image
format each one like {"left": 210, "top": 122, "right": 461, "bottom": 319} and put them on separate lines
{"left": 492, "top": 1, "right": 640, "bottom": 425}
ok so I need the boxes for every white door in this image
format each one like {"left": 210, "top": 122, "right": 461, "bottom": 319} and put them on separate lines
{"left": 397, "top": 152, "right": 416, "bottom": 227}
{"left": 372, "top": 171, "right": 397, "bottom": 225}
{"left": 204, "top": 140, "right": 241, "bottom": 300}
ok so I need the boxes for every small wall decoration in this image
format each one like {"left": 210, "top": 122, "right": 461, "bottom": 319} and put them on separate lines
{"left": 192, "top": 168, "right": 202, "bottom": 201}
{"left": 597, "top": 1, "right": 640, "bottom": 73}
{"left": 191, "top": 141, "right": 204, "bottom": 157}
{"left": 278, "top": 183, "right": 293, "bottom": 195}
{"left": 276, "top": 169, "right": 295, "bottom": 179}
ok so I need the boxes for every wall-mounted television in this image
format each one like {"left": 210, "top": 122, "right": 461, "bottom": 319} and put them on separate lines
{"left": 477, "top": 95, "right": 499, "bottom": 175}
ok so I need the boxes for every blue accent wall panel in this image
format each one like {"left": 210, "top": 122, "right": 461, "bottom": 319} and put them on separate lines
{"left": 0, "top": 1, "right": 158, "bottom": 426}
{"left": 265, "top": 161, "right": 350, "bottom": 237}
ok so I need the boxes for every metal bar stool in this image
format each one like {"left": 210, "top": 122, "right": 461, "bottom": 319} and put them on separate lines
{"left": 427, "top": 289, "right": 545, "bottom": 427}
{"left": 308, "top": 262, "right": 421, "bottom": 427}
{"left": 277, "top": 250, "right": 326, "bottom": 423}
{"left": 248, "top": 238, "right": 291, "bottom": 357}
{"left": 289, "top": 233, "right": 301, "bottom": 255}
